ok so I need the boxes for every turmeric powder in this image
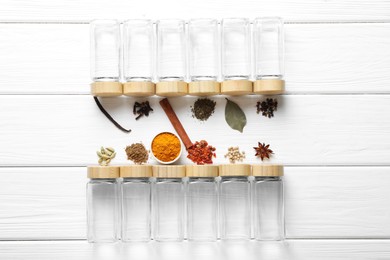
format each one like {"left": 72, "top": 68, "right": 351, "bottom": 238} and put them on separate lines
{"left": 152, "top": 132, "right": 181, "bottom": 162}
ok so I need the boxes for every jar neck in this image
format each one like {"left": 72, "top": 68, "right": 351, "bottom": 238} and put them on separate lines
{"left": 221, "top": 176, "right": 249, "bottom": 181}
{"left": 188, "top": 177, "right": 216, "bottom": 182}
{"left": 156, "top": 178, "right": 183, "bottom": 183}
{"left": 254, "top": 176, "right": 282, "bottom": 181}
{"left": 123, "top": 177, "right": 150, "bottom": 182}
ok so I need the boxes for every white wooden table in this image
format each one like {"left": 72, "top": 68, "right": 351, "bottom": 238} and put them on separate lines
{"left": 0, "top": 1, "right": 390, "bottom": 259}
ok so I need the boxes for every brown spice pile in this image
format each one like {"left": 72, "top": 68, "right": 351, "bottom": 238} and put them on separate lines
{"left": 187, "top": 140, "right": 216, "bottom": 165}
{"left": 125, "top": 143, "right": 149, "bottom": 164}
{"left": 224, "top": 146, "right": 246, "bottom": 163}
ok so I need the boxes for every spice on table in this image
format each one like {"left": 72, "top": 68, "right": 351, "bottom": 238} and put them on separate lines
{"left": 256, "top": 98, "right": 278, "bottom": 118}
{"left": 187, "top": 140, "right": 216, "bottom": 165}
{"left": 97, "top": 146, "right": 116, "bottom": 166}
{"left": 225, "top": 98, "right": 247, "bottom": 133}
{"left": 125, "top": 143, "right": 149, "bottom": 164}
{"left": 133, "top": 101, "right": 153, "bottom": 120}
{"left": 159, "top": 98, "right": 193, "bottom": 150}
{"left": 93, "top": 97, "right": 131, "bottom": 133}
{"left": 191, "top": 98, "right": 216, "bottom": 121}
{"left": 254, "top": 142, "right": 274, "bottom": 161}
{"left": 151, "top": 132, "right": 181, "bottom": 162}
{"left": 224, "top": 146, "right": 246, "bottom": 164}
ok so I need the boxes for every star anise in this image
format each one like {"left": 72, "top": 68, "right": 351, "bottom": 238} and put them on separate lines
{"left": 256, "top": 98, "right": 278, "bottom": 118}
{"left": 254, "top": 142, "right": 274, "bottom": 161}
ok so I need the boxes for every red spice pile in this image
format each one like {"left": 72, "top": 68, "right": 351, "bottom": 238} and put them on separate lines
{"left": 187, "top": 140, "right": 216, "bottom": 165}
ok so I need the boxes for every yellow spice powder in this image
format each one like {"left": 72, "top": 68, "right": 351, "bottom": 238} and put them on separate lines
{"left": 152, "top": 132, "right": 181, "bottom": 162}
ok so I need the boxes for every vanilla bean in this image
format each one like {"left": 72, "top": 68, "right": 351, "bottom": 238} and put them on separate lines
{"left": 93, "top": 97, "right": 131, "bottom": 133}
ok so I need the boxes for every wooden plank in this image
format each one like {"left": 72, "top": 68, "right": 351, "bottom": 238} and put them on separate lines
{"left": 0, "top": 24, "right": 89, "bottom": 94}
{"left": 0, "top": 0, "right": 389, "bottom": 21}
{"left": 0, "top": 167, "right": 389, "bottom": 239}
{"left": 0, "top": 23, "right": 389, "bottom": 94}
{"left": 0, "top": 95, "right": 389, "bottom": 166}
{"left": 0, "top": 240, "right": 389, "bottom": 260}
{"left": 0, "top": 168, "right": 86, "bottom": 240}
{"left": 285, "top": 167, "right": 390, "bottom": 238}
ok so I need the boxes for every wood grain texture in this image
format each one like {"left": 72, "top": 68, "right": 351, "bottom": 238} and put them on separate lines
{"left": 0, "top": 23, "right": 389, "bottom": 94}
{"left": 1, "top": 167, "right": 389, "bottom": 240}
{"left": 0, "top": 168, "right": 86, "bottom": 240}
{"left": 285, "top": 167, "right": 390, "bottom": 238}
{"left": 0, "top": 95, "right": 389, "bottom": 166}
{"left": 0, "top": 240, "right": 389, "bottom": 260}
{"left": 0, "top": 0, "right": 389, "bottom": 21}
{"left": 0, "top": 24, "right": 89, "bottom": 94}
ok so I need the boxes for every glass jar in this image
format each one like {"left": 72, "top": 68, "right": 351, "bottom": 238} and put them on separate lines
{"left": 186, "top": 165, "right": 218, "bottom": 241}
{"left": 188, "top": 19, "right": 220, "bottom": 96}
{"left": 221, "top": 18, "right": 252, "bottom": 95}
{"left": 90, "top": 20, "right": 122, "bottom": 96}
{"left": 253, "top": 17, "right": 285, "bottom": 94}
{"left": 123, "top": 19, "right": 155, "bottom": 96}
{"left": 87, "top": 166, "right": 120, "bottom": 243}
{"left": 252, "top": 165, "right": 284, "bottom": 240}
{"left": 120, "top": 165, "right": 152, "bottom": 242}
{"left": 156, "top": 19, "right": 188, "bottom": 97}
{"left": 218, "top": 164, "right": 251, "bottom": 240}
{"left": 152, "top": 165, "right": 186, "bottom": 241}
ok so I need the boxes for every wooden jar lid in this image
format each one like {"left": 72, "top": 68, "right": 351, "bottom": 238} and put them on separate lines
{"left": 219, "top": 164, "right": 251, "bottom": 177}
{"left": 123, "top": 81, "right": 155, "bottom": 97}
{"left": 91, "top": 82, "right": 123, "bottom": 97}
{"left": 186, "top": 165, "right": 219, "bottom": 177}
{"left": 221, "top": 80, "right": 253, "bottom": 95}
{"left": 120, "top": 165, "right": 153, "bottom": 178}
{"left": 188, "top": 81, "right": 220, "bottom": 96}
{"left": 252, "top": 164, "right": 284, "bottom": 177}
{"left": 253, "top": 79, "right": 285, "bottom": 95}
{"left": 152, "top": 165, "right": 186, "bottom": 178}
{"left": 156, "top": 81, "right": 188, "bottom": 97}
{"left": 87, "top": 166, "right": 120, "bottom": 179}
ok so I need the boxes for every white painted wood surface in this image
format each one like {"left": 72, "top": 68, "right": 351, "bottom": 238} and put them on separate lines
{"left": 1, "top": 240, "right": 389, "bottom": 260}
{"left": 0, "top": 23, "right": 389, "bottom": 94}
{"left": 0, "top": 0, "right": 389, "bottom": 21}
{"left": 0, "top": 95, "right": 389, "bottom": 166}
{"left": 0, "top": 0, "right": 390, "bottom": 257}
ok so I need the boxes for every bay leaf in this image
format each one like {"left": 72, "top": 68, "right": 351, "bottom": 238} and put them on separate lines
{"left": 225, "top": 98, "right": 247, "bottom": 133}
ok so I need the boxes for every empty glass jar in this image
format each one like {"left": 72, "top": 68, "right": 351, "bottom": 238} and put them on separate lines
{"left": 221, "top": 18, "right": 252, "bottom": 95}
{"left": 186, "top": 165, "right": 218, "bottom": 241}
{"left": 123, "top": 19, "right": 155, "bottom": 96}
{"left": 120, "top": 165, "right": 152, "bottom": 242}
{"left": 188, "top": 19, "right": 220, "bottom": 96}
{"left": 156, "top": 19, "right": 188, "bottom": 96}
{"left": 90, "top": 20, "right": 122, "bottom": 96}
{"left": 152, "top": 165, "right": 185, "bottom": 241}
{"left": 87, "top": 166, "right": 120, "bottom": 243}
{"left": 253, "top": 17, "right": 285, "bottom": 94}
{"left": 252, "top": 165, "right": 284, "bottom": 240}
{"left": 219, "top": 164, "right": 251, "bottom": 240}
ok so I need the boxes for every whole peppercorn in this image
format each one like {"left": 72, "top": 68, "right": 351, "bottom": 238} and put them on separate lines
{"left": 256, "top": 98, "right": 278, "bottom": 118}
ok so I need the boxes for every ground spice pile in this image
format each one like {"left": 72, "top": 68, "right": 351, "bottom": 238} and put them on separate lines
{"left": 187, "top": 140, "right": 216, "bottom": 165}
{"left": 125, "top": 143, "right": 149, "bottom": 164}
{"left": 191, "top": 98, "right": 216, "bottom": 121}
{"left": 224, "top": 146, "right": 245, "bottom": 163}
{"left": 152, "top": 132, "right": 181, "bottom": 162}
{"left": 256, "top": 98, "right": 278, "bottom": 118}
